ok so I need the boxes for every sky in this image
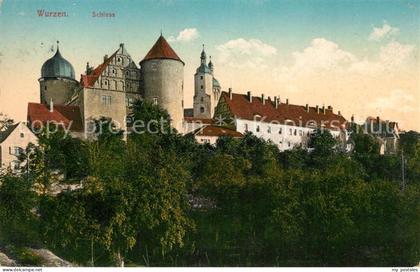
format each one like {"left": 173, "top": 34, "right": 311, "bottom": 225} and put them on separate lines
{"left": 0, "top": 0, "right": 419, "bottom": 130}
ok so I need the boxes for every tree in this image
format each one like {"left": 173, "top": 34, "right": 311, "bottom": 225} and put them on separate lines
{"left": 0, "top": 113, "right": 13, "bottom": 131}
{"left": 130, "top": 100, "right": 172, "bottom": 135}
{"left": 399, "top": 131, "right": 419, "bottom": 157}
{"left": 0, "top": 174, "right": 39, "bottom": 246}
{"left": 308, "top": 129, "right": 337, "bottom": 167}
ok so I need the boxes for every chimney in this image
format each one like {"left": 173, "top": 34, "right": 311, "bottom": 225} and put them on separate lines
{"left": 49, "top": 99, "right": 54, "bottom": 113}
{"left": 328, "top": 105, "right": 333, "bottom": 111}
{"left": 338, "top": 110, "right": 341, "bottom": 116}
{"left": 286, "top": 98, "right": 289, "bottom": 105}
{"left": 228, "top": 88, "right": 233, "bottom": 100}
{"left": 376, "top": 116, "right": 380, "bottom": 124}
{"left": 120, "top": 43, "right": 124, "bottom": 49}
{"left": 261, "top": 94, "right": 265, "bottom": 105}
{"left": 322, "top": 105, "right": 326, "bottom": 114}
{"left": 247, "top": 91, "right": 252, "bottom": 103}
{"left": 305, "top": 104, "right": 309, "bottom": 112}
{"left": 351, "top": 115, "right": 354, "bottom": 123}
{"left": 86, "top": 62, "right": 90, "bottom": 74}
{"left": 316, "top": 105, "right": 319, "bottom": 114}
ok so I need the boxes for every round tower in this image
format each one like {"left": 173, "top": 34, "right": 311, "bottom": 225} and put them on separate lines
{"left": 140, "top": 35, "right": 184, "bottom": 132}
{"left": 39, "top": 41, "right": 78, "bottom": 105}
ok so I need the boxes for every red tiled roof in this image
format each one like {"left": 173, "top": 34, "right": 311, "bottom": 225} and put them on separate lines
{"left": 141, "top": 35, "right": 183, "bottom": 64}
{"left": 184, "top": 117, "right": 213, "bottom": 124}
{"left": 81, "top": 50, "right": 118, "bottom": 88}
{"left": 194, "top": 125, "right": 243, "bottom": 138}
{"left": 220, "top": 92, "right": 347, "bottom": 130}
{"left": 27, "top": 103, "right": 83, "bottom": 132}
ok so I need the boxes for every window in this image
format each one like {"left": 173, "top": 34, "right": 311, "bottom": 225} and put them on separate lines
{"left": 117, "top": 57, "right": 121, "bottom": 62}
{"left": 279, "top": 128, "right": 282, "bottom": 134}
{"left": 200, "top": 76, "right": 203, "bottom": 80}
{"left": 44, "top": 86, "right": 47, "bottom": 90}
{"left": 244, "top": 124, "right": 248, "bottom": 132}
{"left": 13, "top": 147, "right": 22, "bottom": 156}
{"left": 289, "top": 129, "right": 292, "bottom": 135}
{"left": 126, "top": 98, "right": 134, "bottom": 107}
{"left": 200, "top": 85, "right": 203, "bottom": 89}
{"left": 200, "top": 97, "right": 204, "bottom": 102}
{"left": 256, "top": 126, "right": 260, "bottom": 132}
{"left": 101, "top": 95, "right": 112, "bottom": 105}
{"left": 294, "top": 129, "right": 297, "bottom": 136}
{"left": 200, "top": 107, "right": 205, "bottom": 113}
{"left": 151, "top": 62, "right": 157, "bottom": 71}
{"left": 299, "top": 130, "right": 303, "bottom": 136}
{"left": 153, "top": 97, "right": 158, "bottom": 105}
{"left": 267, "top": 126, "right": 271, "bottom": 133}
{"left": 20, "top": 133, "right": 24, "bottom": 138}
{"left": 288, "top": 142, "right": 291, "bottom": 147}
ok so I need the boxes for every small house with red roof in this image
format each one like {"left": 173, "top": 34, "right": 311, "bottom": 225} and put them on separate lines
{"left": 189, "top": 125, "right": 243, "bottom": 145}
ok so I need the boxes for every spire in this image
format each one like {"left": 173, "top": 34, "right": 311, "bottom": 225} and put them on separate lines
{"left": 200, "top": 44, "right": 206, "bottom": 65}
{"left": 55, "top": 40, "right": 61, "bottom": 57}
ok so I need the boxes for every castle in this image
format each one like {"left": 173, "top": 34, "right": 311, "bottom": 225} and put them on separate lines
{"left": 27, "top": 35, "right": 224, "bottom": 137}
{"left": 26, "top": 34, "right": 361, "bottom": 152}
{"left": 0, "top": 35, "right": 403, "bottom": 172}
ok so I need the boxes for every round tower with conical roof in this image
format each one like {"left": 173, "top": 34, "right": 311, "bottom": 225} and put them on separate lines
{"left": 140, "top": 35, "right": 184, "bottom": 132}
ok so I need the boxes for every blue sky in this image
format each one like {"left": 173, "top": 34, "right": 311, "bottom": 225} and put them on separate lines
{"left": 1, "top": 0, "right": 418, "bottom": 56}
{"left": 0, "top": 0, "right": 419, "bottom": 130}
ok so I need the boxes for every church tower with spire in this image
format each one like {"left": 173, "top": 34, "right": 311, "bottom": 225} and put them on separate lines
{"left": 193, "top": 45, "right": 221, "bottom": 119}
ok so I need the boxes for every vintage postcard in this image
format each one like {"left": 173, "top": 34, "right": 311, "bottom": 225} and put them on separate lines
{"left": 0, "top": 0, "right": 419, "bottom": 270}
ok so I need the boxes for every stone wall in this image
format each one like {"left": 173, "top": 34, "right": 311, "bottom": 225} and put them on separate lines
{"left": 39, "top": 78, "right": 79, "bottom": 105}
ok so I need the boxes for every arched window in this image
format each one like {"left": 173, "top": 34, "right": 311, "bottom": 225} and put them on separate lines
{"left": 200, "top": 107, "right": 205, "bottom": 113}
